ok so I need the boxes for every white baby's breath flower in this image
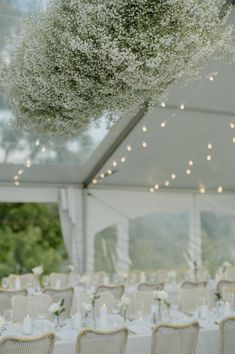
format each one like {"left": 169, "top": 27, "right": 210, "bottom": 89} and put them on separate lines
{"left": 0, "top": 0, "right": 234, "bottom": 141}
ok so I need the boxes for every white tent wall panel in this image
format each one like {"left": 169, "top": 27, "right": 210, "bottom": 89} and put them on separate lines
{"left": 86, "top": 189, "right": 235, "bottom": 273}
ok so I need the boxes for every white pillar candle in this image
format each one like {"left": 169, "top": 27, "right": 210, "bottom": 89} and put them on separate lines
{"left": 15, "top": 277, "right": 21, "bottom": 290}
{"left": 100, "top": 304, "right": 108, "bottom": 328}
{"left": 23, "top": 314, "right": 32, "bottom": 335}
{"left": 72, "top": 314, "right": 81, "bottom": 330}
{"left": 55, "top": 280, "right": 61, "bottom": 289}
{"left": 140, "top": 272, "right": 145, "bottom": 283}
{"left": 224, "top": 302, "right": 231, "bottom": 316}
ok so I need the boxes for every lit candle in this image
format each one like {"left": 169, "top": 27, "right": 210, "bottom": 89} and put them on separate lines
{"left": 23, "top": 314, "right": 32, "bottom": 335}
{"left": 100, "top": 304, "right": 108, "bottom": 328}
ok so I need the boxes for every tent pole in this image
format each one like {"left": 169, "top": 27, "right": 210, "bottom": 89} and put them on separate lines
{"left": 82, "top": 188, "right": 88, "bottom": 273}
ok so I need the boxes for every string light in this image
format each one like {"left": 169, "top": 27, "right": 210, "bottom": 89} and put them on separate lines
{"left": 18, "top": 169, "right": 24, "bottom": 175}
{"left": 218, "top": 186, "right": 223, "bottom": 193}
{"left": 25, "top": 160, "right": 31, "bottom": 168}
{"left": 142, "top": 141, "right": 147, "bottom": 148}
{"left": 150, "top": 187, "right": 155, "bottom": 193}
{"left": 121, "top": 157, "right": 126, "bottom": 163}
{"left": 127, "top": 145, "right": 132, "bottom": 152}
{"left": 165, "top": 181, "right": 170, "bottom": 186}
{"left": 112, "top": 161, "right": 117, "bottom": 167}
{"left": 142, "top": 125, "right": 147, "bottom": 132}
{"left": 14, "top": 176, "right": 19, "bottom": 180}
{"left": 100, "top": 173, "right": 105, "bottom": 179}
{"left": 188, "top": 160, "right": 194, "bottom": 166}
{"left": 41, "top": 146, "right": 46, "bottom": 153}
{"left": 230, "top": 123, "right": 235, "bottom": 129}
{"left": 207, "top": 155, "right": 212, "bottom": 161}
{"left": 92, "top": 178, "right": 97, "bottom": 185}
{"left": 180, "top": 104, "right": 185, "bottom": 110}
{"left": 154, "top": 184, "right": 159, "bottom": 190}
{"left": 161, "top": 122, "right": 166, "bottom": 128}
{"left": 171, "top": 174, "right": 176, "bottom": 180}
{"left": 161, "top": 102, "right": 166, "bottom": 108}
{"left": 14, "top": 181, "right": 20, "bottom": 186}
{"left": 186, "top": 169, "right": 191, "bottom": 175}
{"left": 233, "top": 138, "right": 235, "bottom": 144}
{"left": 35, "top": 139, "right": 40, "bottom": 146}
{"left": 107, "top": 169, "right": 112, "bottom": 175}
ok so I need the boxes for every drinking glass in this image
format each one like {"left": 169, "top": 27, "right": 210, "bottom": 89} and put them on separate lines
{"left": 3, "top": 309, "right": 12, "bottom": 327}
{"left": 42, "top": 275, "right": 50, "bottom": 288}
{"left": 112, "top": 300, "right": 121, "bottom": 316}
{"left": 2, "top": 277, "right": 9, "bottom": 289}
{"left": 134, "top": 300, "right": 144, "bottom": 321}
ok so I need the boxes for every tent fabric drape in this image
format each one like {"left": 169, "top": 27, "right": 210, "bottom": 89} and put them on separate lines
{"left": 58, "top": 187, "right": 83, "bottom": 272}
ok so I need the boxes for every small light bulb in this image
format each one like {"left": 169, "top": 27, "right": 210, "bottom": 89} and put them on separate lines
{"left": 18, "top": 169, "right": 24, "bottom": 175}
{"left": 92, "top": 178, "right": 97, "bottom": 185}
{"left": 127, "top": 145, "right": 132, "bottom": 152}
{"left": 186, "top": 169, "right": 191, "bottom": 175}
{"left": 161, "top": 102, "right": 166, "bottom": 108}
{"left": 189, "top": 161, "right": 193, "bottom": 166}
{"left": 208, "top": 143, "right": 212, "bottom": 149}
{"left": 230, "top": 123, "right": 235, "bottom": 129}
{"left": 161, "top": 122, "right": 166, "bottom": 128}
{"left": 41, "top": 146, "right": 46, "bottom": 153}
{"left": 218, "top": 186, "right": 223, "bottom": 193}
{"left": 171, "top": 174, "right": 176, "bottom": 180}
{"left": 14, "top": 175, "right": 19, "bottom": 181}
{"left": 112, "top": 161, "right": 117, "bottom": 167}
{"left": 200, "top": 187, "right": 206, "bottom": 194}
{"left": 150, "top": 187, "right": 155, "bottom": 193}
{"left": 142, "top": 141, "right": 147, "bottom": 148}
{"left": 180, "top": 104, "right": 185, "bottom": 110}
{"left": 121, "top": 157, "right": 126, "bottom": 163}
{"left": 154, "top": 184, "right": 159, "bottom": 190}
{"left": 165, "top": 181, "right": 170, "bottom": 186}
{"left": 26, "top": 159, "right": 31, "bottom": 168}
{"left": 14, "top": 181, "right": 20, "bottom": 186}
{"left": 207, "top": 155, "right": 212, "bottom": 161}
{"left": 35, "top": 139, "right": 40, "bottom": 146}
{"left": 100, "top": 173, "right": 105, "bottom": 179}
{"left": 233, "top": 137, "right": 235, "bottom": 144}
{"left": 209, "top": 76, "right": 214, "bottom": 81}
{"left": 107, "top": 169, "right": 112, "bottom": 175}
{"left": 142, "top": 125, "right": 147, "bottom": 132}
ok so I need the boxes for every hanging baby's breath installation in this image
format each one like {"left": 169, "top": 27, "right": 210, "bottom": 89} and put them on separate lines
{"left": 0, "top": 0, "right": 234, "bottom": 140}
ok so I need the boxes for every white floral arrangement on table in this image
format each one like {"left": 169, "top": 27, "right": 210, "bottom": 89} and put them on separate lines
{"left": 153, "top": 290, "right": 170, "bottom": 324}
{"left": 82, "top": 302, "right": 92, "bottom": 321}
{"left": 49, "top": 299, "right": 65, "bottom": 316}
{"left": 49, "top": 298, "right": 65, "bottom": 327}
{"left": 67, "top": 264, "right": 74, "bottom": 273}
{"left": 0, "top": 0, "right": 234, "bottom": 141}
{"left": 222, "top": 261, "right": 232, "bottom": 275}
{"left": 120, "top": 295, "right": 131, "bottom": 322}
{"left": 32, "top": 265, "right": 44, "bottom": 288}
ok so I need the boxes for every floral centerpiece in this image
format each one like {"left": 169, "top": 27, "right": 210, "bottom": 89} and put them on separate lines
{"left": 32, "top": 265, "right": 44, "bottom": 290}
{"left": 0, "top": 0, "right": 234, "bottom": 141}
{"left": 82, "top": 302, "right": 92, "bottom": 323}
{"left": 49, "top": 298, "right": 65, "bottom": 328}
{"left": 221, "top": 261, "right": 231, "bottom": 278}
{"left": 120, "top": 295, "right": 131, "bottom": 322}
{"left": 89, "top": 290, "right": 100, "bottom": 328}
{"left": 153, "top": 290, "right": 170, "bottom": 324}
{"left": 67, "top": 264, "right": 74, "bottom": 273}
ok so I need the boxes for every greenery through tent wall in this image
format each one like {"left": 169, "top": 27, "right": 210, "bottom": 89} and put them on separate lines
{"left": 0, "top": 203, "right": 68, "bottom": 279}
